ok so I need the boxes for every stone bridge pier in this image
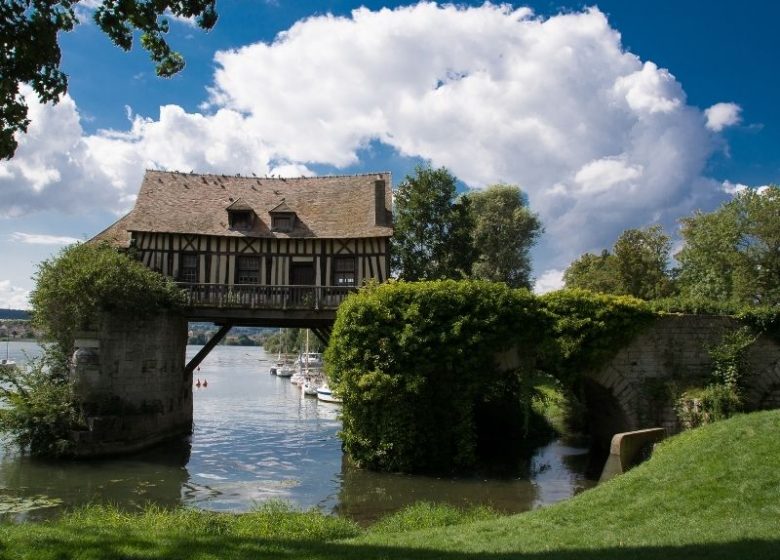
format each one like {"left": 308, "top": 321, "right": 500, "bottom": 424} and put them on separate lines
{"left": 585, "top": 315, "right": 780, "bottom": 448}
{"left": 70, "top": 312, "right": 190, "bottom": 456}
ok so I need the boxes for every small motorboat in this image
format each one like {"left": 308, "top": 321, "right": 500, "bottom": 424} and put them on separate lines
{"left": 316, "top": 382, "right": 342, "bottom": 403}
{"left": 0, "top": 358, "right": 16, "bottom": 370}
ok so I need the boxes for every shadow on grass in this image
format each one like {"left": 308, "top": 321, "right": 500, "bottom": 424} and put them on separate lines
{"left": 9, "top": 532, "right": 780, "bottom": 560}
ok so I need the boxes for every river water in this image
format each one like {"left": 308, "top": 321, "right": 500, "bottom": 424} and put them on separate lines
{"left": 0, "top": 341, "right": 598, "bottom": 523}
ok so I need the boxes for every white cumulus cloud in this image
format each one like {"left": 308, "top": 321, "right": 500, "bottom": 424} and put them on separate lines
{"left": 1, "top": 3, "right": 742, "bottom": 280}
{"left": 533, "top": 269, "right": 565, "bottom": 294}
{"left": 0, "top": 280, "right": 30, "bottom": 310}
{"left": 705, "top": 102, "right": 742, "bottom": 132}
{"left": 10, "top": 232, "right": 81, "bottom": 245}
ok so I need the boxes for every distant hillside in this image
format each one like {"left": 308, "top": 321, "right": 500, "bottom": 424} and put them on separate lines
{"left": 0, "top": 309, "right": 30, "bottom": 320}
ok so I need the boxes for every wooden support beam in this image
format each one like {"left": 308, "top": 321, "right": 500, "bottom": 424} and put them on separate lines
{"left": 311, "top": 327, "right": 331, "bottom": 346}
{"left": 184, "top": 323, "right": 233, "bottom": 378}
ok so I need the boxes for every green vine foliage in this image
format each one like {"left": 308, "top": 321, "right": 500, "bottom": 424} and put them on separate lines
{"left": 539, "top": 289, "right": 655, "bottom": 386}
{"left": 676, "top": 326, "right": 757, "bottom": 429}
{"left": 325, "top": 280, "right": 553, "bottom": 473}
{"left": 30, "top": 242, "right": 184, "bottom": 355}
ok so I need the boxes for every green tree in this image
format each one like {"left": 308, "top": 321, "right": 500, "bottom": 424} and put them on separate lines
{"left": 391, "top": 165, "right": 476, "bottom": 280}
{"left": 1, "top": 0, "right": 217, "bottom": 160}
{"left": 563, "top": 250, "right": 622, "bottom": 294}
{"left": 677, "top": 186, "right": 780, "bottom": 304}
{"left": 563, "top": 225, "right": 674, "bottom": 300}
{"left": 613, "top": 225, "right": 674, "bottom": 300}
{"left": 464, "top": 184, "right": 542, "bottom": 289}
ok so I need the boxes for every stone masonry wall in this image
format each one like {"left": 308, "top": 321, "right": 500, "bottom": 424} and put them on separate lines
{"left": 587, "top": 314, "right": 780, "bottom": 444}
{"left": 70, "top": 311, "right": 191, "bottom": 456}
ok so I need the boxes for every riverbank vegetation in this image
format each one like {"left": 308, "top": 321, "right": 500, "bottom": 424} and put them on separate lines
{"left": 263, "top": 328, "right": 325, "bottom": 354}
{"left": 1, "top": 410, "right": 777, "bottom": 559}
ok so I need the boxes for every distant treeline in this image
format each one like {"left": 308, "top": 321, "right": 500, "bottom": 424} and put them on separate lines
{"left": 0, "top": 309, "right": 30, "bottom": 320}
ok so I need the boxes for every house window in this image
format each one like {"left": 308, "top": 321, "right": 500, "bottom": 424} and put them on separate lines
{"left": 333, "top": 256, "right": 356, "bottom": 286}
{"left": 229, "top": 210, "right": 252, "bottom": 230}
{"left": 272, "top": 215, "right": 293, "bottom": 232}
{"left": 180, "top": 253, "right": 198, "bottom": 283}
{"left": 237, "top": 256, "right": 260, "bottom": 284}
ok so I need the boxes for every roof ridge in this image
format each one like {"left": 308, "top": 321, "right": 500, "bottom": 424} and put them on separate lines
{"left": 144, "top": 169, "right": 391, "bottom": 180}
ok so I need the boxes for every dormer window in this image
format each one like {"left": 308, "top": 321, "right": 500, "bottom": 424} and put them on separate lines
{"left": 272, "top": 215, "right": 293, "bottom": 232}
{"left": 229, "top": 210, "right": 252, "bottom": 229}
{"left": 226, "top": 199, "right": 255, "bottom": 230}
{"left": 269, "top": 200, "right": 296, "bottom": 233}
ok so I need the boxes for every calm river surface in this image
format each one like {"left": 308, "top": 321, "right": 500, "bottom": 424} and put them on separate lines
{"left": 0, "top": 341, "right": 598, "bottom": 523}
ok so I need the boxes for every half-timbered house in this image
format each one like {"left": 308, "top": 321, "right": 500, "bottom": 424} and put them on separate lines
{"left": 93, "top": 170, "right": 393, "bottom": 327}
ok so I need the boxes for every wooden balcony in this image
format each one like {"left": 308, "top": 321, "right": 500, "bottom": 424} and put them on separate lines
{"left": 176, "top": 283, "right": 355, "bottom": 328}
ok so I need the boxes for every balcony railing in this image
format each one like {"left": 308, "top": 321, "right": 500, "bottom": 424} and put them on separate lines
{"left": 177, "top": 283, "right": 355, "bottom": 310}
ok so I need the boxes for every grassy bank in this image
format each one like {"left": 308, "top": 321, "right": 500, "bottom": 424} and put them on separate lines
{"left": 1, "top": 411, "right": 778, "bottom": 559}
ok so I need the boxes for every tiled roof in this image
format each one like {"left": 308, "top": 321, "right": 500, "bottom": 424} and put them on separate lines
{"left": 89, "top": 212, "right": 133, "bottom": 247}
{"left": 92, "top": 170, "right": 393, "bottom": 246}
{"left": 225, "top": 198, "right": 253, "bottom": 211}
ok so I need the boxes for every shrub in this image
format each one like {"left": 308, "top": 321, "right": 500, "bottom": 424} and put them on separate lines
{"left": 325, "top": 280, "right": 553, "bottom": 473}
{"left": 30, "top": 242, "right": 184, "bottom": 355}
{"left": 675, "top": 384, "right": 743, "bottom": 429}
{"left": 7, "top": 242, "right": 184, "bottom": 456}
{"left": 0, "top": 349, "right": 80, "bottom": 456}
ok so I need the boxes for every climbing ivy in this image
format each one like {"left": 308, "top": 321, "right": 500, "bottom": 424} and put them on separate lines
{"left": 326, "top": 280, "right": 553, "bottom": 473}
{"left": 675, "top": 327, "right": 756, "bottom": 429}
{"left": 539, "top": 289, "right": 655, "bottom": 386}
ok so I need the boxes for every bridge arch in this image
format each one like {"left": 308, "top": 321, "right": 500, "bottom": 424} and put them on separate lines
{"left": 584, "top": 314, "right": 780, "bottom": 446}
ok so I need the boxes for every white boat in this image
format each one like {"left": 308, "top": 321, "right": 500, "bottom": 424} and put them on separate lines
{"left": 276, "top": 363, "right": 294, "bottom": 378}
{"left": 0, "top": 338, "right": 14, "bottom": 370}
{"left": 290, "top": 370, "right": 305, "bottom": 385}
{"left": 0, "top": 358, "right": 16, "bottom": 370}
{"left": 272, "top": 329, "right": 295, "bottom": 377}
{"left": 270, "top": 328, "right": 283, "bottom": 375}
{"left": 297, "top": 352, "right": 323, "bottom": 369}
{"left": 316, "top": 382, "right": 342, "bottom": 403}
{"left": 302, "top": 378, "right": 318, "bottom": 396}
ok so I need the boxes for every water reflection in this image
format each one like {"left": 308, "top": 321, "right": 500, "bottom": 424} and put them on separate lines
{"left": 0, "top": 440, "right": 190, "bottom": 521}
{"left": 0, "top": 342, "right": 598, "bottom": 523}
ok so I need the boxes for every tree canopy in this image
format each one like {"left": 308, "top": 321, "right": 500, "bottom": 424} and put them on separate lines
{"left": 1, "top": 0, "right": 217, "bottom": 159}
{"left": 391, "top": 166, "right": 543, "bottom": 286}
{"left": 464, "top": 184, "right": 542, "bottom": 289}
{"left": 677, "top": 186, "right": 780, "bottom": 305}
{"left": 390, "top": 165, "right": 476, "bottom": 281}
{"left": 564, "top": 225, "right": 674, "bottom": 300}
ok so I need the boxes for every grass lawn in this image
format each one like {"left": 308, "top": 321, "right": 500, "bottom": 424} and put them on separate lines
{"left": 1, "top": 411, "right": 778, "bottom": 559}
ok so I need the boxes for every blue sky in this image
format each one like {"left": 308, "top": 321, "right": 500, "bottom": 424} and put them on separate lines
{"left": 1, "top": 0, "right": 778, "bottom": 307}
